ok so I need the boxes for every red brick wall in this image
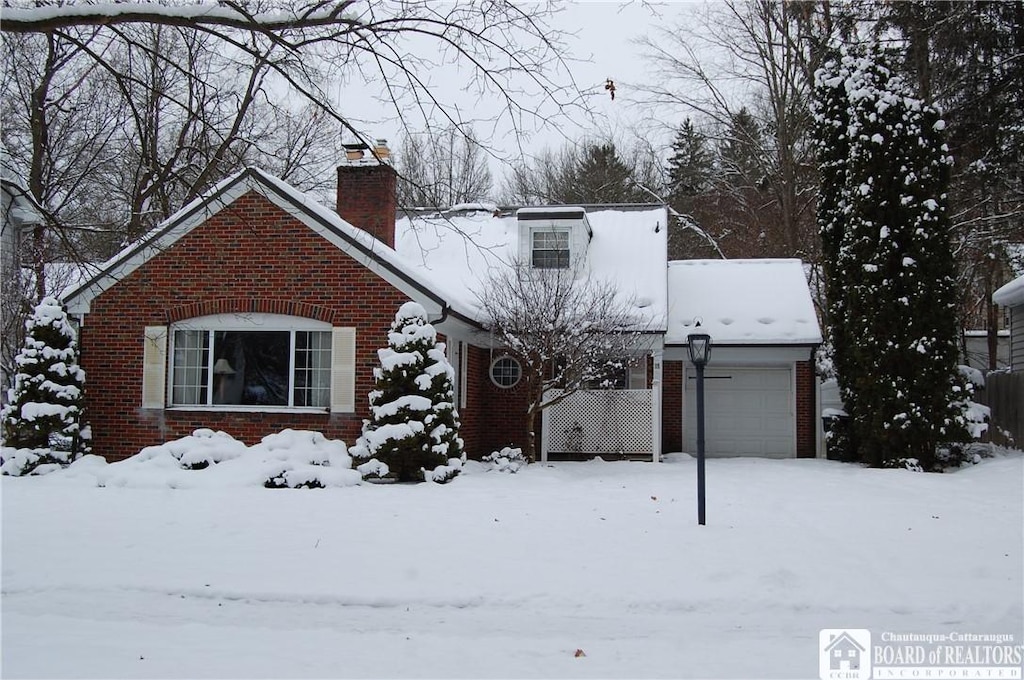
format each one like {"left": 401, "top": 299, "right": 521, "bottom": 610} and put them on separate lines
{"left": 457, "top": 345, "right": 533, "bottom": 458}
{"left": 80, "top": 191, "right": 413, "bottom": 461}
{"left": 336, "top": 164, "right": 397, "bottom": 247}
{"left": 662, "top": 360, "right": 683, "bottom": 453}
{"left": 796, "top": 360, "right": 817, "bottom": 458}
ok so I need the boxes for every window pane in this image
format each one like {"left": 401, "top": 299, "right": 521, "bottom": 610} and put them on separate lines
{"left": 294, "top": 331, "right": 331, "bottom": 408}
{"left": 212, "top": 331, "right": 289, "bottom": 406}
{"left": 172, "top": 330, "right": 209, "bottom": 405}
{"left": 490, "top": 356, "right": 521, "bottom": 388}
{"left": 532, "top": 230, "right": 570, "bottom": 269}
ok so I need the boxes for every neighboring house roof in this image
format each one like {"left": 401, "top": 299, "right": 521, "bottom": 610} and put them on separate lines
{"left": 665, "top": 259, "right": 822, "bottom": 346}
{"left": 1, "top": 145, "right": 44, "bottom": 228}
{"left": 994, "top": 275, "right": 1024, "bottom": 307}
{"left": 394, "top": 203, "right": 669, "bottom": 329}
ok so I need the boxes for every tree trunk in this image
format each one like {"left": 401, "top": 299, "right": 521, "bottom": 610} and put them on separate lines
{"left": 525, "top": 408, "right": 538, "bottom": 464}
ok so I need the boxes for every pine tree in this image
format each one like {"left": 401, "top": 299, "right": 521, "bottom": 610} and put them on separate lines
{"left": 571, "top": 143, "right": 649, "bottom": 204}
{"left": 1, "top": 297, "right": 91, "bottom": 473}
{"left": 720, "top": 108, "right": 764, "bottom": 188}
{"left": 666, "top": 119, "right": 715, "bottom": 203}
{"left": 813, "top": 43, "right": 969, "bottom": 470}
{"left": 350, "top": 302, "right": 463, "bottom": 483}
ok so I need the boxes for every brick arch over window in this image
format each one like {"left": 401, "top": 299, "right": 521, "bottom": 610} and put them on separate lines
{"left": 165, "top": 298, "right": 335, "bottom": 324}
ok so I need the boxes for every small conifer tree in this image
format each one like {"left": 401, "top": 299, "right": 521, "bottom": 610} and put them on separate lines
{"left": 1, "top": 297, "right": 91, "bottom": 473}
{"left": 350, "top": 302, "right": 463, "bottom": 483}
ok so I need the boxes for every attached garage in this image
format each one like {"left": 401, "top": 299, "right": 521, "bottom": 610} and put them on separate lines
{"left": 684, "top": 366, "right": 794, "bottom": 457}
{"left": 665, "top": 259, "right": 823, "bottom": 459}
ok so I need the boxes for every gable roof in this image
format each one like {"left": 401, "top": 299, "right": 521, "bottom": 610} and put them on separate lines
{"left": 666, "top": 259, "right": 822, "bottom": 346}
{"left": 394, "top": 203, "right": 669, "bottom": 330}
{"left": 63, "top": 167, "right": 472, "bottom": 324}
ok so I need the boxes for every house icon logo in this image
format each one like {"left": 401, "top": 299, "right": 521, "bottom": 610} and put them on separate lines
{"left": 819, "top": 629, "right": 871, "bottom": 680}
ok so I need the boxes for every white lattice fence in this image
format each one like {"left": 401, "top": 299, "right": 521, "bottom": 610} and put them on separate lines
{"left": 544, "top": 389, "right": 653, "bottom": 455}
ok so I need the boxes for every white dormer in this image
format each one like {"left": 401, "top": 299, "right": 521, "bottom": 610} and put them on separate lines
{"left": 516, "top": 207, "right": 593, "bottom": 270}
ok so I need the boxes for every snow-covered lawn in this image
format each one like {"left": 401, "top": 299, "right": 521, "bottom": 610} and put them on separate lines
{"left": 3, "top": 450, "right": 1022, "bottom": 678}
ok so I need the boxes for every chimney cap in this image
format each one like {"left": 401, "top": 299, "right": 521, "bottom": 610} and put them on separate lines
{"left": 339, "top": 139, "right": 392, "bottom": 167}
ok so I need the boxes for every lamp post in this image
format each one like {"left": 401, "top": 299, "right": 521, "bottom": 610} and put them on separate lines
{"left": 687, "top": 333, "right": 712, "bottom": 526}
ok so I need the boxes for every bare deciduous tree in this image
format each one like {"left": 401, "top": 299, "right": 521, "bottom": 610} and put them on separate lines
{"left": 1, "top": 1, "right": 581, "bottom": 375}
{"left": 638, "top": 0, "right": 829, "bottom": 260}
{"left": 478, "top": 262, "right": 651, "bottom": 463}
{"left": 395, "top": 126, "right": 492, "bottom": 208}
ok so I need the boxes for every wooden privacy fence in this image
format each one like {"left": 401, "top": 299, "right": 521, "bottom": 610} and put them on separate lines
{"left": 979, "top": 371, "right": 1024, "bottom": 445}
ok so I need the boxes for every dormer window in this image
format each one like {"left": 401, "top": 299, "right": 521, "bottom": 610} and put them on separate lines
{"left": 532, "top": 229, "right": 570, "bottom": 269}
{"left": 517, "top": 206, "right": 592, "bottom": 271}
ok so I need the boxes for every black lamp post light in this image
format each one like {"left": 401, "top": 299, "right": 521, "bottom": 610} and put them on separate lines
{"left": 687, "top": 332, "right": 712, "bottom": 526}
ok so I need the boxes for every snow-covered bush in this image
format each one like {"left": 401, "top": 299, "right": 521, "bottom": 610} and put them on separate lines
{"left": 260, "top": 429, "right": 353, "bottom": 489}
{"left": 482, "top": 447, "right": 527, "bottom": 473}
{"left": 132, "top": 428, "right": 247, "bottom": 470}
{"left": 350, "top": 302, "right": 464, "bottom": 483}
{"left": 1, "top": 298, "right": 90, "bottom": 475}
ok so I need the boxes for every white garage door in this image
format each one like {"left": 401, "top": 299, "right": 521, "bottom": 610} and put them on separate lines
{"left": 684, "top": 366, "right": 794, "bottom": 457}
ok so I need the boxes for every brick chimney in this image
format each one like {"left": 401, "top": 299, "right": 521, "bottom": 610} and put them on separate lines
{"left": 336, "top": 139, "right": 397, "bottom": 248}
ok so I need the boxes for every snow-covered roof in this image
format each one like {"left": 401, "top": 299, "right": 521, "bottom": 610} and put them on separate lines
{"left": 666, "top": 259, "right": 822, "bottom": 345}
{"left": 63, "top": 167, "right": 463, "bottom": 320}
{"left": 394, "top": 204, "right": 668, "bottom": 329}
{"left": 993, "top": 275, "right": 1024, "bottom": 308}
{"left": 63, "top": 167, "right": 665, "bottom": 330}
{"left": 1, "top": 144, "right": 44, "bottom": 227}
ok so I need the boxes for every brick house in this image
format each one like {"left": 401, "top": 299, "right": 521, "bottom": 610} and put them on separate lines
{"left": 64, "top": 144, "right": 821, "bottom": 462}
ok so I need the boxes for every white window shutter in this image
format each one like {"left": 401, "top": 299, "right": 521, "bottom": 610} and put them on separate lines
{"left": 459, "top": 342, "right": 468, "bottom": 409}
{"left": 330, "top": 327, "right": 356, "bottom": 412}
{"left": 141, "top": 326, "right": 168, "bottom": 409}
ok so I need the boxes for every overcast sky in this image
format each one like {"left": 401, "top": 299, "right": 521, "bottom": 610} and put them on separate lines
{"left": 332, "top": 2, "right": 705, "bottom": 171}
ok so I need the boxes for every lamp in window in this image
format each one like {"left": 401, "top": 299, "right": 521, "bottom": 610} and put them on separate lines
{"left": 213, "top": 358, "right": 235, "bottom": 403}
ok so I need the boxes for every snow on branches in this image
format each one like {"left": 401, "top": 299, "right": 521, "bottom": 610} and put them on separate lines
{"left": 350, "top": 302, "right": 464, "bottom": 483}
{"left": 1, "top": 297, "right": 91, "bottom": 475}
{"left": 478, "top": 262, "right": 651, "bottom": 463}
{"left": 813, "top": 42, "right": 970, "bottom": 470}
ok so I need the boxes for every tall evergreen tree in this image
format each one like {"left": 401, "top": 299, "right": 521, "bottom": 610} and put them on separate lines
{"left": 349, "top": 302, "right": 463, "bottom": 483}
{"left": 813, "top": 43, "right": 969, "bottom": 470}
{"left": 1, "top": 297, "right": 90, "bottom": 473}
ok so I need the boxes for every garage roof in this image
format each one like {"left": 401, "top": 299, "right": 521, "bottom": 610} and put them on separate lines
{"left": 994, "top": 275, "right": 1024, "bottom": 307}
{"left": 666, "top": 259, "right": 822, "bottom": 346}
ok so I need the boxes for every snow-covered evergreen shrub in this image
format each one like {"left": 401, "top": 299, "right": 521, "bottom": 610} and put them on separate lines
{"left": 1, "top": 297, "right": 90, "bottom": 475}
{"left": 259, "top": 429, "right": 353, "bottom": 489}
{"left": 350, "top": 302, "right": 464, "bottom": 483}
{"left": 482, "top": 446, "right": 526, "bottom": 473}
{"left": 133, "top": 428, "right": 247, "bottom": 470}
{"left": 814, "top": 43, "right": 969, "bottom": 470}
